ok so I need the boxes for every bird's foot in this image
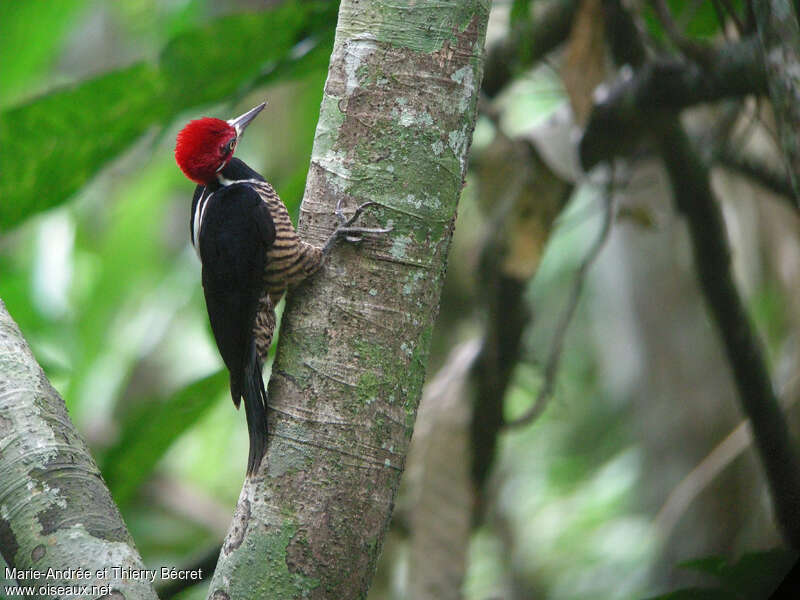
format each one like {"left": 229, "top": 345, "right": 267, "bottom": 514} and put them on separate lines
{"left": 323, "top": 199, "right": 392, "bottom": 254}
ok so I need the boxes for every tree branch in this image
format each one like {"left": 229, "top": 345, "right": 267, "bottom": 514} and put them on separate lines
{"left": 468, "top": 133, "right": 572, "bottom": 499}
{"left": 0, "top": 300, "right": 157, "bottom": 599}
{"left": 714, "top": 144, "right": 799, "bottom": 208}
{"left": 654, "top": 382, "right": 800, "bottom": 541}
{"left": 482, "top": 0, "right": 579, "bottom": 98}
{"left": 580, "top": 36, "right": 767, "bottom": 169}
{"left": 406, "top": 339, "right": 481, "bottom": 599}
{"left": 206, "top": 2, "right": 491, "bottom": 598}
{"left": 753, "top": 0, "right": 800, "bottom": 199}
{"left": 585, "top": 0, "right": 800, "bottom": 549}
{"left": 654, "top": 121, "right": 800, "bottom": 548}
{"left": 504, "top": 170, "right": 614, "bottom": 429}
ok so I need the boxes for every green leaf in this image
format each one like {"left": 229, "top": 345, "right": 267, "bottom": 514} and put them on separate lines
{"left": 510, "top": 0, "right": 532, "bottom": 24}
{"left": 0, "top": 0, "right": 87, "bottom": 108}
{"left": 679, "top": 550, "right": 797, "bottom": 599}
{"left": 641, "top": 0, "right": 745, "bottom": 45}
{"left": 0, "top": 1, "right": 338, "bottom": 231}
{"left": 677, "top": 556, "right": 729, "bottom": 578}
{"left": 647, "top": 549, "right": 799, "bottom": 600}
{"left": 159, "top": 3, "right": 317, "bottom": 111}
{"left": 0, "top": 63, "right": 166, "bottom": 230}
{"left": 100, "top": 370, "right": 228, "bottom": 507}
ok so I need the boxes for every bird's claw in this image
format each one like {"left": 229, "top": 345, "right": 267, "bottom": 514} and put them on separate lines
{"left": 335, "top": 198, "right": 380, "bottom": 228}
{"left": 324, "top": 200, "right": 391, "bottom": 254}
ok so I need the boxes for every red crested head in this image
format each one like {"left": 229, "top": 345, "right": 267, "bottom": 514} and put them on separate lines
{"left": 174, "top": 102, "right": 266, "bottom": 185}
{"left": 175, "top": 118, "right": 236, "bottom": 184}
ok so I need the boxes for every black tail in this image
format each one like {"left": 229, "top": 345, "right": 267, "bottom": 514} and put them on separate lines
{"left": 239, "top": 343, "right": 268, "bottom": 475}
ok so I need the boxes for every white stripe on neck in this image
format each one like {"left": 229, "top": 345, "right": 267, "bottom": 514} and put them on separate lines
{"left": 216, "top": 174, "right": 264, "bottom": 187}
{"left": 192, "top": 188, "right": 210, "bottom": 253}
{"left": 193, "top": 177, "right": 266, "bottom": 254}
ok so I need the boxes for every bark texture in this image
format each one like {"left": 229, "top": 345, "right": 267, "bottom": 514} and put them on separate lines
{"left": 0, "top": 300, "right": 157, "bottom": 600}
{"left": 207, "top": 1, "right": 490, "bottom": 598}
{"left": 753, "top": 0, "right": 800, "bottom": 199}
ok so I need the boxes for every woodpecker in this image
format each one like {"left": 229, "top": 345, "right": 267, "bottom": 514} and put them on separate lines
{"left": 175, "top": 102, "right": 388, "bottom": 475}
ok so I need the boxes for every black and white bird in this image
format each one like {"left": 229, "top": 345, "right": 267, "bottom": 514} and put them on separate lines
{"left": 175, "top": 102, "right": 389, "bottom": 474}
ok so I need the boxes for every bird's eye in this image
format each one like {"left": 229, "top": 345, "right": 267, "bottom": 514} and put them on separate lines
{"left": 223, "top": 139, "right": 236, "bottom": 154}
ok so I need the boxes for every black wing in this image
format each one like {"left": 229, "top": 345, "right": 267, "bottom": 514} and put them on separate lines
{"left": 198, "top": 183, "right": 276, "bottom": 391}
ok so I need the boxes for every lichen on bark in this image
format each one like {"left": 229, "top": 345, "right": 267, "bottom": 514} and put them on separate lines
{"left": 207, "top": 1, "right": 490, "bottom": 598}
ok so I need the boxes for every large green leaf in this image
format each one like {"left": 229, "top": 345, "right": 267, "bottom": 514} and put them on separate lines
{"left": 159, "top": 4, "right": 322, "bottom": 111}
{"left": 1, "top": 64, "right": 166, "bottom": 231}
{"left": 0, "top": 1, "right": 338, "bottom": 231}
{"left": 100, "top": 369, "right": 228, "bottom": 507}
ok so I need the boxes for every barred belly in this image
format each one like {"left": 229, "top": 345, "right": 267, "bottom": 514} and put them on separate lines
{"left": 250, "top": 181, "right": 324, "bottom": 361}
{"left": 259, "top": 195, "right": 323, "bottom": 297}
{"left": 253, "top": 294, "right": 276, "bottom": 360}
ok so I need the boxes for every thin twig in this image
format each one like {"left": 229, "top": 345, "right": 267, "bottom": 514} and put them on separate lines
{"left": 701, "top": 102, "right": 798, "bottom": 207}
{"left": 716, "top": 0, "right": 746, "bottom": 33}
{"left": 715, "top": 146, "right": 799, "bottom": 208}
{"left": 711, "top": 0, "right": 733, "bottom": 41}
{"left": 482, "top": 0, "right": 579, "bottom": 98}
{"left": 504, "top": 168, "right": 616, "bottom": 429}
{"left": 656, "top": 118, "right": 800, "bottom": 549}
{"left": 649, "top": 0, "right": 714, "bottom": 63}
{"left": 654, "top": 376, "right": 800, "bottom": 540}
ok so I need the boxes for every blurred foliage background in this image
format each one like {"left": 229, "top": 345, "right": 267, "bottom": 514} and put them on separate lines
{"left": 1, "top": 0, "right": 798, "bottom": 599}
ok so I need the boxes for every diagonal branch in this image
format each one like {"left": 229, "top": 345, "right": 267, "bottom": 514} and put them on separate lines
{"left": 482, "top": 0, "right": 579, "bottom": 98}
{"left": 654, "top": 120, "right": 800, "bottom": 548}
{"left": 714, "top": 144, "right": 798, "bottom": 208}
{"left": 585, "top": 0, "right": 800, "bottom": 549}
{"left": 0, "top": 300, "right": 157, "bottom": 599}
{"left": 655, "top": 381, "right": 800, "bottom": 541}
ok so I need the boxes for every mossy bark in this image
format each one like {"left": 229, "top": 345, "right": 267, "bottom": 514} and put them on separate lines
{"left": 206, "top": 1, "right": 490, "bottom": 598}
{"left": 0, "top": 300, "right": 157, "bottom": 600}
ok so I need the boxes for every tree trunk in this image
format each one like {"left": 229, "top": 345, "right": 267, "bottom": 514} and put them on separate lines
{"left": 206, "top": 1, "right": 490, "bottom": 598}
{"left": 0, "top": 300, "right": 157, "bottom": 600}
